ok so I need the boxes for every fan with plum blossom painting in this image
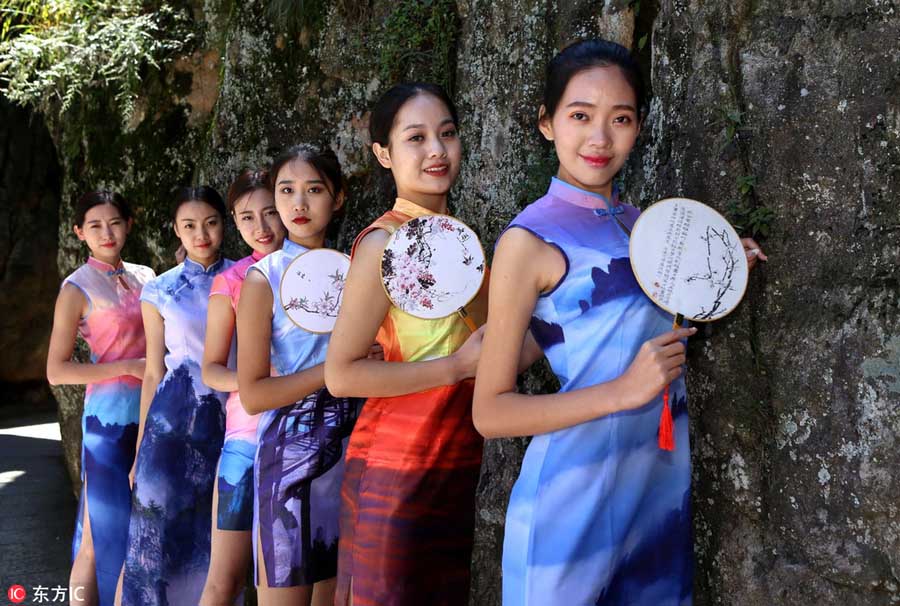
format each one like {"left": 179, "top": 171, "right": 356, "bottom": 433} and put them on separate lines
{"left": 280, "top": 248, "right": 351, "bottom": 334}
{"left": 380, "top": 215, "right": 485, "bottom": 331}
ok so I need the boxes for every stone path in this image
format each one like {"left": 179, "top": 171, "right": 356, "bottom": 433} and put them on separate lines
{"left": 0, "top": 411, "right": 75, "bottom": 599}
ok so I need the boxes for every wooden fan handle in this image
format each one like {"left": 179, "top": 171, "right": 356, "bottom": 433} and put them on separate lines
{"left": 457, "top": 307, "right": 478, "bottom": 333}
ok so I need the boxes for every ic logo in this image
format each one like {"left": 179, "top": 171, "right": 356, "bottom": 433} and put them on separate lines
{"left": 7, "top": 584, "right": 26, "bottom": 603}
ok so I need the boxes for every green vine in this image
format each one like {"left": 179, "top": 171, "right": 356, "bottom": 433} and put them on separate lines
{"left": 728, "top": 173, "right": 775, "bottom": 238}
{"left": 0, "top": 0, "right": 194, "bottom": 124}
{"left": 717, "top": 106, "right": 774, "bottom": 238}
{"left": 378, "top": 0, "right": 459, "bottom": 92}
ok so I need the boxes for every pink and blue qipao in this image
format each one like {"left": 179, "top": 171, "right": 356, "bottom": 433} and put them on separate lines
{"left": 249, "top": 238, "right": 359, "bottom": 587}
{"left": 502, "top": 178, "right": 693, "bottom": 606}
{"left": 121, "top": 256, "right": 233, "bottom": 606}
{"left": 63, "top": 257, "right": 154, "bottom": 606}
{"left": 209, "top": 251, "right": 264, "bottom": 531}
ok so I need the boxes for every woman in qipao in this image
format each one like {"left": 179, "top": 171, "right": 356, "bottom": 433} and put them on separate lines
{"left": 118, "top": 186, "right": 233, "bottom": 606}
{"left": 324, "top": 83, "right": 537, "bottom": 606}
{"left": 199, "top": 169, "right": 286, "bottom": 605}
{"left": 47, "top": 191, "right": 155, "bottom": 606}
{"left": 237, "top": 145, "right": 361, "bottom": 606}
{"left": 473, "top": 39, "right": 766, "bottom": 606}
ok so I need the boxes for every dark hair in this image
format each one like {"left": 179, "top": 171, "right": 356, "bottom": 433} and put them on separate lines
{"left": 543, "top": 39, "right": 645, "bottom": 119}
{"left": 269, "top": 144, "right": 345, "bottom": 203}
{"left": 74, "top": 191, "right": 132, "bottom": 227}
{"left": 227, "top": 168, "right": 271, "bottom": 213}
{"left": 369, "top": 82, "right": 459, "bottom": 146}
{"left": 171, "top": 186, "right": 227, "bottom": 219}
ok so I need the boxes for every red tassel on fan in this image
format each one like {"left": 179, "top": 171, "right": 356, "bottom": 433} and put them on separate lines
{"left": 658, "top": 385, "right": 675, "bottom": 451}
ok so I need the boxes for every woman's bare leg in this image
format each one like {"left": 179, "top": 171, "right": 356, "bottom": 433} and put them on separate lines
{"left": 255, "top": 533, "right": 313, "bottom": 606}
{"left": 199, "top": 474, "right": 252, "bottom": 605}
{"left": 70, "top": 476, "right": 98, "bottom": 606}
{"left": 310, "top": 577, "right": 337, "bottom": 606}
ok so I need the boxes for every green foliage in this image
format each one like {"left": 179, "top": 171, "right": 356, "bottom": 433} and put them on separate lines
{"left": 637, "top": 33, "right": 649, "bottom": 50}
{"left": 0, "top": 0, "right": 194, "bottom": 123}
{"left": 265, "top": 0, "right": 328, "bottom": 34}
{"left": 728, "top": 194, "right": 776, "bottom": 238}
{"left": 736, "top": 174, "right": 756, "bottom": 196}
{"left": 715, "top": 106, "right": 745, "bottom": 152}
{"left": 378, "top": 0, "right": 459, "bottom": 92}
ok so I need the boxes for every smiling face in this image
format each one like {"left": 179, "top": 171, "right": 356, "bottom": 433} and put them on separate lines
{"left": 539, "top": 65, "right": 640, "bottom": 198}
{"left": 232, "top": 188, "right": 285, "bottom": 256}
{"left": 173, "top": 200, "right": 224, "bottom": 266}
{"left": 372, "top": 92, "right": 461, "bottom": 210}
{"left": 273, "top": 159, "right": 343, "bottom": 249}
{"left": 73, "top": 203, "right": 132, "bottom": 264}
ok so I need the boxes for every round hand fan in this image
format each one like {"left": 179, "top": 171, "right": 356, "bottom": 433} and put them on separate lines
{"left": 628, "top": 197, "right": 749, "bottom": 451}
{"left": 629, "top": 197, "right": 749, "bottom": 323}
{"left": 279, "top": 248, "right": 351, "bottom": 334}
{"left": 380, "top": 215, "right": 486, "bottom": 332}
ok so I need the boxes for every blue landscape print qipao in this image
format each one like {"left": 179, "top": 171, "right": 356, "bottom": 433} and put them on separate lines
{"left": 121, "top": 256, "right": 233, "bottom": 606}
{"left": 502, "top": 178, "right": 693, "bottom": 606}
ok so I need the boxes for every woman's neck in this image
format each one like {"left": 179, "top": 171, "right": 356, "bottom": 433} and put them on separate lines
{"left": 395, "top": 188, "right": 449, "bottom": 214}
{"left": 187, "top": 253, "right": 219, "bottom": 269}
{"left": 555, "top": 168, "right": 614, "bottom": 200}
{"left": 289, "top": 233, "right": 325, "bottom": 250}
{"left": 90, "top": 251, "right": 121, "bottom": 267}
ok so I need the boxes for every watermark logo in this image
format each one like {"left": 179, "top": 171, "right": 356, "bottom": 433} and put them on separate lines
{"left": 7, "top": 585, "right": 26, "bottom": 603}
{"left": 5, "top": 585, "right": 82, "bottom": 603}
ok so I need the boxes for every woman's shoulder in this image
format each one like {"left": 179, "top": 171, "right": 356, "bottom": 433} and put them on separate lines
{"left": 152, "top": 263, "right": 183, "bottom": 284}
{"left": 250, "top": 249, "right": 283, "bottom": 277}
{"left": 123, "top": 261, "right": 156, "bottom": 282}
{"left": 510, "top": 193, "right": 556, "bottom": 225}
{"left": 62, "top": 262, "right": 92, "bottom": 284}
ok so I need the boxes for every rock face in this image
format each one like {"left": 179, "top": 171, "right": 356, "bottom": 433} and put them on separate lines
{"left": 0, "top": 98, "right": 60, "bottom": 385}
{"left": 19, "top": 0, "right": 898, "bottom": 603}
{"left": 642, "top": 2, "right": 900, "bottom": 603}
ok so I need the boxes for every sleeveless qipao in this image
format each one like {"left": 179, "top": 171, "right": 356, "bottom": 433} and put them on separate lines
{"left": 336, "top": 199, "right": 488, "bottom": 606}
{"left": 64, "top": 257, "right": 155, "bottom": 606}
{"left": 122, "top": 256, "right": 233, "bottom": 606}
{"left": 209, "top": 251, "right": 264, "bottom": 531}
{"left": 250, "top": 238, "right": 359, "bottom": 587}
{"left": 502, "top": 178, "right": 693, "bottom": 606}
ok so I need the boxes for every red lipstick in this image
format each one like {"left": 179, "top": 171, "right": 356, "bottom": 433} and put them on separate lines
{"left": 424, "top": 164, "right": 449, "bottom": 177}
{"left": 581, "top": 154, "right": 612, "bottom": 168}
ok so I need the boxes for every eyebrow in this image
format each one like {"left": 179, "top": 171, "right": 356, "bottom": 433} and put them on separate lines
{"left": 565, "top": 101, "right": 636, "bottom": 112}
{"left": 280, "top": 179, "right": 325, "bottom": 185}
{"left": 401, "top": 118, "right": 455, "bottom": 132}
{"left": 178, "top": 214, "right": 219, "bottom": 223}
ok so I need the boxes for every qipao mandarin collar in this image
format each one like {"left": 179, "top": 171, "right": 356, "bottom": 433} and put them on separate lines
{"left": 547, "top": 177, "right": 622, "bottom": 214}
{"left": 282, "top": 238, "right": 310, "bottom": 256}
{"left": 183, "top": 255, "right": 225, "bottom": 276}
{"left": 87, "top": 256, "right": 126, "bottom": 277}
{"left": 393, "top": 198, "right": 444, "bottom": 219}
{"left": 251, "top": 249, "right": 266, "bottom": 262}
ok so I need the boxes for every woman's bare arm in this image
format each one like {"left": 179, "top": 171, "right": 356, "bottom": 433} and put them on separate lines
{"left": 131, "top": 301, "right": 166, "bottom": 483}
{"left": 324, "top": 229, "right": 482, "bottom": 399}
{"left": 46, "top": 284, "right": 144, "bottom": 385}
{"left": 201, "top": 294, "right": 237, "bottom": 393}
{"left": 472, "top": 228, "right": 694, "bottom": 439}
{"left": 236, "top": 270, "right": 327, "bottom": 414}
